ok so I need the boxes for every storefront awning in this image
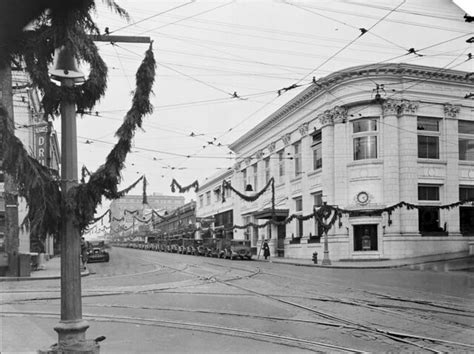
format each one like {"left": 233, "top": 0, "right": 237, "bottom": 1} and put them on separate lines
{"left": 253, "top": 208, "right": 289, "bottom": 221}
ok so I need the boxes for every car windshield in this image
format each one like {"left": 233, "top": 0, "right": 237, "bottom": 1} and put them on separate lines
{"left": 90, "top": 241, "right": 104, "bottom": 248}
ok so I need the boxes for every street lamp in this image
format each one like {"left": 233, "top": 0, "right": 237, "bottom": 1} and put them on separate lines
{"left": 315, "top": 196, "right": 337, "bottom": 266}
{"left": 44, "top": 46, "right": 99, "bottom": 353}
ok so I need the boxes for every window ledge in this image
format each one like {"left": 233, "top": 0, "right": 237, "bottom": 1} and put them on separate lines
{"left": 290, "top": 176, "right": 302, "bottom": 183}
{"left": 307, "top": 169, "right": 322, "bottom": 177}
{"left": 347, "top": 159, "right": 383, "bottom": 168}
{"left": 459, "top": 160, "right": 474, "bottom": 166}
{"left": 417, "top": 159, "right": 447, "bottom": 165}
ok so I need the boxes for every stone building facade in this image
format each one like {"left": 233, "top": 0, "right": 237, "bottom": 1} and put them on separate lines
{"left": 227, "top": 63, "right": 474, "bottom": 260}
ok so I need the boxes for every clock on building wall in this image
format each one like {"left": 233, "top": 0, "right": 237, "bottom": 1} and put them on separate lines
{"left": 356, "top": 191, "right": 369, "bottom": 205}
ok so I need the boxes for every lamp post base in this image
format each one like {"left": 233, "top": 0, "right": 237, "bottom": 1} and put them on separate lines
{"left": 321, "top": 251, "right": 331, "bottom": 266}
{"left": 39, "top": 320, "right": 100, "bottom": 354}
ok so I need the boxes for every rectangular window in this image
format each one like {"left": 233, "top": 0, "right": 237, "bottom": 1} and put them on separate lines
{"left": 353, "top": 119, "right": 377, "bottom": 133}
{"left": 199, "top": 195, "right": 204, "bottom": 207}
{"left": 214, "top": 188, "right": 221, "bottom": 202}
{"left": 206, "top": 191, "right": 211, "bottom": 205}
{"left": 459, "top": 121, "right": 474, "bottom": 161}
{"left": 278, "top": 150, "right": 285, "bottom": 179}
{"left": 460, "top": 186, "right": 474, "bottom": 201}
{"left": 417, "top": 117, "right": 439, "bottom": 131}
{"left": 295, "top": 197, "right": 303, "bottom": 237}
{"left": 419, "top": 207, "right": 443, "bottom": 234}
{"left": 0, "top": 212, "right": 4, "bottom": 251}
{"left": 354, "top": 136, "right": 377, "bottom": 160}
{"left": 418, "top": 117, "right": 440, "bottom": 159}
{"left": 242, "top": 169, "right": 247, "bottom": 189}
{"left": 353, "top": 118, "right": 378, "bottom": 161}
{"left": 418, "top": 136, "right": 439, "bottom": 159}
{"left": 294, "top": 141, "right": 301, "bottom": 177}
{"left": 312, "top": 131, "right": 322, "bottom": 170}
{"left": 252, "top": 164, "right": 258, "bottom": 191}
{"left": 264, "top": 157, "right": 270, "bottom": 184}
{"left": 418, "top": 185, "right": 440, "bottom": 201}
{"left": 312, "top": 191, "right": 323, "bottom": 238}
{"left": 0, "top": 172, "right": 4, "bottom": 183}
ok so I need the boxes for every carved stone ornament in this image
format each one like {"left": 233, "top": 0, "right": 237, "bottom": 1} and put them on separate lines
{"left": 244, "top": 157, "right": 252, "bottom": 166}
{"left": 318, "top": 106, "right": 348, "bottom": 126}
{"left": 234, "top": 162, "right": 241, "bottom": 171}
{"left": 444, "top": 104, "right": 460, "bottom": 119}
{"left": 255, "top": 149, "right": 264, "bottom": 159}
{"left": 382, "top": 99, "right": 402, "bottom": 116}
{"left": 331, "top": 106, "right": 348, "bottom": 124}
{"left": 298, "top": 122, "right": 309, "bottom": 136}
{"left": 399, "top": 99, "right": 419, "bottom": 115}
{"left": 282, "top": 133, "right": 292, "bottom": 146}
{"left": 268, "top": 141, "right": 276, "bottom": 153}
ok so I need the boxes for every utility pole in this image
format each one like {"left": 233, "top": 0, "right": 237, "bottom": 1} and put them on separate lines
{"left": 41, "top": 34, "right": 151, "bottom": 353}
{"left": 0, "top": 65, "right": 20, "bottom": 276}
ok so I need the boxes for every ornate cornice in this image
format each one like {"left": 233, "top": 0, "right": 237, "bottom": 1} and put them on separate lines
{"left": 399, "top": 99, "right": 419, "bottom": 115}
{"left": 444, "top": 103, "right": 460, "bottom": 119}
{"left": 255, "top": 149, "right": 264, "bottom": 159}
{"left": 229, "top": 63, "right": 473, "bottom": 152}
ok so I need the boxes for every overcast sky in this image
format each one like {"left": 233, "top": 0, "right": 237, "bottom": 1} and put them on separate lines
{"left": 55, "top": 0, "right": 473, "bottom": 221}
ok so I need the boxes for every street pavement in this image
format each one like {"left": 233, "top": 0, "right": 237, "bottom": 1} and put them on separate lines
{"left": 1, "top": 249, "right": 473, "bottom": 353}
{"left": 1, "top": 249, "right": 471, "bottom": 282}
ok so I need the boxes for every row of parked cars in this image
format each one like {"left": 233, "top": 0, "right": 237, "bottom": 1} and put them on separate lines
{"left": 116, "top": 238, "right": 252, "bottom": 260}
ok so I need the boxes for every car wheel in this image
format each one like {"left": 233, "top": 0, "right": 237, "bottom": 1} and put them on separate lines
{"left": 105, "top": 254, "right": 110, "bottom": 262}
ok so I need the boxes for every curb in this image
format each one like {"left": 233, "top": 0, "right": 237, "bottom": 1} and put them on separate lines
{"left": 0, "top": 269, "right": 90, "bottom": 282}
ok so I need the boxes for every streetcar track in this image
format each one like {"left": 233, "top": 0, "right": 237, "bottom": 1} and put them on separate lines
{"left": 0, "top": 311, "right": 362, "bottom": 353}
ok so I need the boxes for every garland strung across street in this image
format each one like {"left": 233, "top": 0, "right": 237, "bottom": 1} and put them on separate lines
{"left": 170, "top": 178, "right": 199, "bottom": 193}
{"left": 1, "top": 41, "right": 156, "bottom": 242}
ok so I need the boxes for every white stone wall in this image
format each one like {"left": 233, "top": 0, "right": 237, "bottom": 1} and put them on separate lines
{"left": 225, "top": 63, "right": 474, "bottom": 260}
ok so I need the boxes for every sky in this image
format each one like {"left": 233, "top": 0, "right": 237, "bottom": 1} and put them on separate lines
{"left": 53, "top": 0, "right": 474, "bottom": 222}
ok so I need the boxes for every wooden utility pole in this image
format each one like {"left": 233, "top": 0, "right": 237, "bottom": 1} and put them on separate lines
{"left": 0, "top": 65, "right": 20, "bottom": 276}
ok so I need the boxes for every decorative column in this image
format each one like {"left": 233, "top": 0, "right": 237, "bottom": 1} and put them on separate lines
{"left": 319, "top": 111, "right": 335, "bottom": 205}
{"left": 444, "top": 104, "right": 461, "bottom": 235}
{"left": 398, "top": 99, "right": 420, "bottom": 235}
{"left": 331, "top": 106, "right": 348, "bottom": 208}
{"left": 382, "top": 99, "right": 402, "bottom": 234}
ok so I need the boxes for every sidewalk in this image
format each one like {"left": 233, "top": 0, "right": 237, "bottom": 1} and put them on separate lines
{"left": 263, "top": 250, "right": 473, "bottom": 270}
{"left": 0, "top": 256, "right": 89, "bottom": 281}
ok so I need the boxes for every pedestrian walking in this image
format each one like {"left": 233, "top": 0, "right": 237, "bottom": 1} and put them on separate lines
{"left": 263, "top": 240, "right": 270, "bottom": 260}
{"left": 80, "top": 237, "right": 88, "bottom": 270}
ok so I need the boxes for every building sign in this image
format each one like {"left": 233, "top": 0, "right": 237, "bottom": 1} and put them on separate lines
{"left": 34, "top": 124, "right": 48, "bottom": 166}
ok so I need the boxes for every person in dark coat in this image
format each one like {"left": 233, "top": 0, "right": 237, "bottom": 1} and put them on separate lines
{"left": 80, "top": 237, "right": 88, "bottom": 270}
{"left": 263, "top": 240, "right": 270, "bottom": 260}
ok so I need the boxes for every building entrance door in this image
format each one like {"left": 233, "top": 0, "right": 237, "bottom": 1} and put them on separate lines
{"left": 277, "top": 224, "right": 285, "bottom": 257}
{"left": 353, "top": 224, "right": 378, "bottom": 251}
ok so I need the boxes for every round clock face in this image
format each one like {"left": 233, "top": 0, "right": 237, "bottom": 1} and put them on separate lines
{"left": 357, "top": 192, "right": 369, "bottom": 204}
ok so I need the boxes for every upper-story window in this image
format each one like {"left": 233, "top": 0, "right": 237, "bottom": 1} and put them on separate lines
{"left": 278, "top": 150, "right": 285, "bottom": 181}
{"left": 459, "top": 120, "right": 474, "bottom": 161}
{"left": 242, "top": 168, "right": 247, "bottom": 189}
{"left": 293, "top": 141, "right": 301, "bottom": 177}
{"left": 418, "top": 117, "right": 440, "bottom": 159}
{"left": 294, "top": 196, "right": 303, "bottom": 238}
{"left": 252, "top": 163, "right": 258, "bottom": 191}
{"left": 353, "top": 118, "right": 378, "bottom": 160}
{"left": 199, "top": 195, "right": 204, "bottom": 207}
{"left": 264, "top": 157, "right": 270, "bottom": 184}
{"left": 214, "top": 188, "right": 221, "bottom": 202}
{"left": 206, "top": 191, "right": 211, "bottom": 205}
{"left": 312, "top": 131, "right": 322, "bottom": 170}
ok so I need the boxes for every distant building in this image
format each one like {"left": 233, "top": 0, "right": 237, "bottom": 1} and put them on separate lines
{"left": 202, "top": 63, "right": 474, "bottom": 261}
{"left": 1, "top": 66, "right": 60, "bottom": 274}
{"left": 152, "top": 201, "right": 196, "bottom": 241}
{"left": 110, "top": 193, "right": 185, "bottom": 238}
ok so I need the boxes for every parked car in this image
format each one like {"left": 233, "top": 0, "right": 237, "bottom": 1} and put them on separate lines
{"left": 87, "top": 241, "right": 110, "bottom": 263}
